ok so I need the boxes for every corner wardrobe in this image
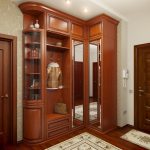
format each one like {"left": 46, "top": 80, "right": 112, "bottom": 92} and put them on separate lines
{"left": 19, "top": 2, "right": 118, "bottom": 144}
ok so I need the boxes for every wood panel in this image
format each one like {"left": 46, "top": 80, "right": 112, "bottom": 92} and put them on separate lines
{"left": 89, "top": 23, "right": 102, "bottom": 39}
{"left": 93, "top": 62, "right": 98, "bottom": 100}
{"left": 47, "top": 14, "right": 69, "bottom": 34}
{"left": 74, "top": 62, "right": 83, "bottom": 101}
{"left": 48, "top": 118, "right": 69, "bottom": 130}
{"left": 101, "top": 19, "right": 117, "bottom": 132}
{"left": 47, "top": 126, "right": 70, "bottom": 138}
{"left": 62, "top": 50, "right": 72, "bottom": 115}
{"left": 71, "top": 23, "right": 83, "bottom": 38}
{"left": 23, "top": 107, "right": 43, "bottom": 143}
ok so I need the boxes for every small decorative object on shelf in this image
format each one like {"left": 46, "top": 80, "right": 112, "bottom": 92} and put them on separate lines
{"left": 56, "top": 42, "right": 62, "bottom": 46}
{"left": 32, "top": 48, "right": 39, "bottom": 57}
{"left": 30, "top": 22, "right": 34, "bottom": 29}
{"left": 31, "top": 79, "right": 40, "bottom": 88}
{"left": 27, "top": 49, "right": 31, "bottom": 58}
{"left": 34, "top": 19, "right": 40, "bottom": 29}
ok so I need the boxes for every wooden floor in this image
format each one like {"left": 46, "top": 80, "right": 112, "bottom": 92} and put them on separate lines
{"left": 3, "top": 126, "right": 147, "bottom": 150}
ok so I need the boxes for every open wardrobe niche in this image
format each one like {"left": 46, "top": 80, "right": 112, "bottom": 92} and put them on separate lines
{"left": 89, "top": 40, "right": 101, "bottom": 129}
{"left": 72, "top": 40, "right": 84, "bottom": 128}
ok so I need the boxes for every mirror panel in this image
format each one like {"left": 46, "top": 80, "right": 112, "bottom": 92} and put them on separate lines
{"left": 72, "top": 40, "right": 84, "bottom": 127}
{"left": 89, "top": 40, "right": 101, "bottom": 128}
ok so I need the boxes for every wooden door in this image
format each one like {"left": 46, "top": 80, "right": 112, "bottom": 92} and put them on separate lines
{"left": 93, "top": 62, "right": 98, "bottom": 100}
{"left": 0, "top": 34, "right": 17, "bottom": 146}
{"left": 0, "top": 40, "right": 11, "bottom": 146}
{"left": 135, "top": 43, "right": 150, "bottom": 132}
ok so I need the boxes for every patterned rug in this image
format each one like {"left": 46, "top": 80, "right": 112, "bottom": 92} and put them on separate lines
{"left": 46, "top": 132, "right": 121, "bottom": 150}
{"left": 121, "top": 129, "right": 150, "bottom": 150}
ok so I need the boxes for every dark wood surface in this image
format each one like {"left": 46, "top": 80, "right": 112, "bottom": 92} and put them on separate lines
{"left": 87, "top": 15, "right": 118, "bottom": 133}
{"left": 71, "top": 23, "right": 84, "bottom": 38}
{"left": 0, "top": 39, "right": 11, "bottom": 146}
{"left": 47, "top": 14, "right": 69, "bottom": 34}
{"left": 3, "top": 126, "right": 147, "bottom": 150}
{"left": 0, "top": 34, "right": 17, "bottom": 147}
{"left": 74, "top": 61, "right": 83, "bottom": 103}
{"left": 89, "top": 23, "right": 102, "bottom": 40}
{"left": 23, "top": 30, "right": 45, "bottom": 143}
{"left": 134, "top": 43, "right": 150, "bottom": 133}
{"left": 93, "top": 62, "right": 98, "bottom": 100}
{"left": 101, "top": 18, "right": 118, "bottom": 132}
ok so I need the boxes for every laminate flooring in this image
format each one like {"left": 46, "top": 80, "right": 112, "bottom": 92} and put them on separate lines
{"left": 3, "top": 126, "right": 146, "bottom": 150}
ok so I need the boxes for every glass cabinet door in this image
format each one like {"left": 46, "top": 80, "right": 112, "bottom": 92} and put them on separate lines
{"left": 23, "top": 30, "right": 42, "bottom": 100}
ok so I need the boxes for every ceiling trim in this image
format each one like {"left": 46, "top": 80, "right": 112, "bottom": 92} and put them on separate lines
{"left": 89, "top": 0, "right": 128, "bottom": 21}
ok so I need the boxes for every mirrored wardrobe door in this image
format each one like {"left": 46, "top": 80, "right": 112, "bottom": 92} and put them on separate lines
{"left": 72, "top": 40, "right": 84, "bottom": 128}
{"left": 89, "top": 39, "right": 101, "bottom": 129}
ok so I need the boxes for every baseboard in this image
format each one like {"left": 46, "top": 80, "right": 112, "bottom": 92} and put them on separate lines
{"left": 117, "top": 124, "right": 134, "bottom": 129}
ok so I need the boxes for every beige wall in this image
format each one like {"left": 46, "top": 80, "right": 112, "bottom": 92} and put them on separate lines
{"left": 117, "top": 20, "right": 128, "bottom": 127}
{"left": 0, "top": 0, "right": 23, "bottom": 141}
{"left": 117, "top": 11, "right": 150, "bottom": 126}
{"left": 127, "top": 11, "right": 150, "bottom": 125}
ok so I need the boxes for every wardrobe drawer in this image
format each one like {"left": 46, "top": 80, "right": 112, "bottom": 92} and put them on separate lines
{"left": 47, "top": 126, "right": 70, "bottom": 138}
{"left": 48, "top": 117, "right": 70, "bottom": 130}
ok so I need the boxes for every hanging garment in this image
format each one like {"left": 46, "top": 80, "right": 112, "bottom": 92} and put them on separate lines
{"left": 47, "top": 62, "right": 62, "bottom": 88}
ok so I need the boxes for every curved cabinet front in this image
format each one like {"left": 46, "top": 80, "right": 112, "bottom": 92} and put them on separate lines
{"left": 23, "top": 107, "right": 44, "bottom": 143}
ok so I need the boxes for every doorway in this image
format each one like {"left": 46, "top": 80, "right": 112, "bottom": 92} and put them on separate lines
{"left": 134, "top": 43, "right": 150, "bottom": 133}
{"left": 0, "top": 33, "right": 17, "bottom": 147}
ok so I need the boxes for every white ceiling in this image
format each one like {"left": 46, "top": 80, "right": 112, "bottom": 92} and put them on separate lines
{"left": 12, "top": 0, "right": 150, "bottom": 21}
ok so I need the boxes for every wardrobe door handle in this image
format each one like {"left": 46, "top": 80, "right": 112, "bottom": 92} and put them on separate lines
{"left": 138, "top": 89, "right": 144, "bottom": 92}
{"left": 1, "top": 94, "right": 8, "bottom": 99}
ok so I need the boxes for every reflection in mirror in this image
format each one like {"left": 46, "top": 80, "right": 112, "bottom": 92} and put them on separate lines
{"left": 72, "top": 40, "right": 84, "bottom": 128}
{"left": 89, "top": 40, "right": 101, "bottom": 128}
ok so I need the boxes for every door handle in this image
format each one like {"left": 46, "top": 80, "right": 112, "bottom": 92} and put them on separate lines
{"left": 138, "top": 89, "right": 144, "bottom": 96}
{"left": 1, "top": 94, "right": 8, "bottom": 99}
{"left": 138, "top": 89, "right": 144, "bottom": 92}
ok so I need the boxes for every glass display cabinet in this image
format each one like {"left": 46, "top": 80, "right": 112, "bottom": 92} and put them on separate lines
{"left": 23, "top": 29, "right": 43, "bottom": 101}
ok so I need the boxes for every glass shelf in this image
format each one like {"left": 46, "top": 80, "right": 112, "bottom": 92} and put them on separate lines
{"left": 23, "top": 30, "right": 42, "bottom": 101}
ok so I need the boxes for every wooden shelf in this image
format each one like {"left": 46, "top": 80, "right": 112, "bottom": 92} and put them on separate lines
{"left": 24, "top": 99, "right": 42, "bottom": 101}
{"left": 46, "top": 44, "right": 69, "bottom": 51}
{"left": 46, "top": 86, "right": 63, "bottom": 90}
{"left": 47, "top": 30, "right": 69, "bottom": 39}
{"left": 25, "top": 57, "right": 40, "bottom": 60}
{"left": 47, "top": 113, "right": 69, "bottom": 121}
{"left": 23, "top": 28, "right": 43, "bottom": 34}
{"left": 25, "top": 42, "right": 40, "bottom": 47}
{"left": 28, "top": 87, "right": 41, "bottom": 90}
{"left": 25, "top": 73, "right": 40, "bottom": 75}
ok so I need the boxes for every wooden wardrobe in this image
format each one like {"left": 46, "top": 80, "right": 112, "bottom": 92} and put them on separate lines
{"left": 19, "top": 2, "right": 118, "bottom": 144}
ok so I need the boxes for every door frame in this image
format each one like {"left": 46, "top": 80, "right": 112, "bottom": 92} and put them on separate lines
{"left": 134, "top": 43, "right": 150, "bottom": 129}
{"left": 0, "top": 33, "right": 17, "bottom": 144}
